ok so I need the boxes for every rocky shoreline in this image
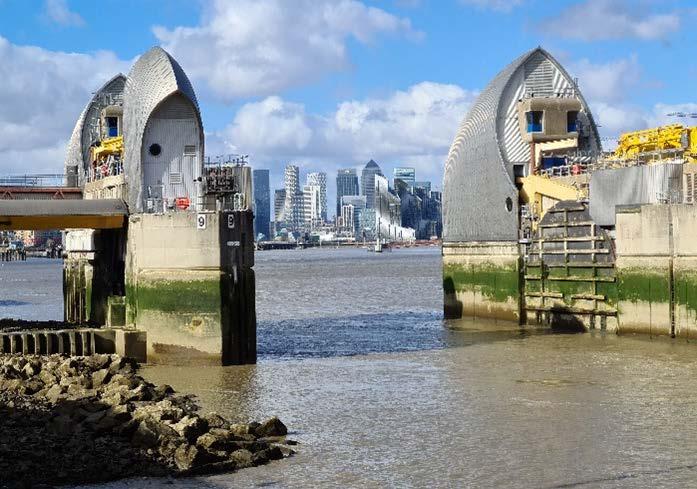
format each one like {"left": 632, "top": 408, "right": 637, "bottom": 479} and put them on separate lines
{"left": 0, "top": 354, "right": 294, "bottom": 488}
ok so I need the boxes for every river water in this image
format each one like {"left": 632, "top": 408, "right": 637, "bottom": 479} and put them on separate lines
{"left": 4, "top": 250, "right": 697, "bottom": 487}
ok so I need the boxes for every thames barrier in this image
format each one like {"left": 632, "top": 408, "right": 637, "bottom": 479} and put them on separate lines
{"left": 443, "top": 47, "right": 697, "bottom": 338}
{"left": 1, "top": 47, "right": 256, "bottom": 365}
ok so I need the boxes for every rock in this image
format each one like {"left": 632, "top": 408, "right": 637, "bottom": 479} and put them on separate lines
{"left": 85, "top": 354, "right": 112, "bottom": 371}
{"left": 252, "top": 446, "right": 284, "bottom": 465}
{"left": 45, "top": 384, "right": 65, "bottom": 405}
{"left": 108, "top": 356, "right": 137, "bottom": 375}
{"left": 153, "top": 384, "right": 174, "bottom": 399}
{"left": 229, "top": 423, "right": 252, "bottom": 436}
{"left": 91, "top": 368, "right": 111, "bottom": 387}
{"left": 24, "top": 378, "right": 43, "bottom": 395}
{"left": 174, "top": 444, "right": 222, "bottom": 471}
{"left": 255, "top": 417, "right": 288, "bottom": 437}
{"left": 173, "top": 416, "right": 209, "bottom": 443}
{"left": 229, "top": 449, "right": 254, "bottom": 469}
{"left": 203, "top": 413, "right": 229, "bottom": 430}
{"left": 273, "top": 444, "right": 296, "bottom": 457}
{"left": 131, "top": 421, "right": 159, "bottom": 448}
{"left": 105, "top": 404, "right": 132, "bottom": 425}
{"left": 195, "top": 430, "right": 238, "bottom": 452}
{"left": 39, "top": 369, "right": 57, "bottom": 385}
{"left": 123, "top": 384, "right": 152, "bottom": 403}
{"left": 22, "top": 360, "right": 41, "bottom": 378}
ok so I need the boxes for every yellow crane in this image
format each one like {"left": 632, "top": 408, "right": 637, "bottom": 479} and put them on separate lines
{"left": 612, "top": 124, "right": 697, "bottom": 163}
{"left": 517, "top": 174, "right": 582, "bottom": 229}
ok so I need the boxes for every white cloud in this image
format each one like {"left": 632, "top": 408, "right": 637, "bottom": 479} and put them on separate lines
{"left": 459, "top": 0, "right": 524, "bottom": 12}
{"left": 0, "top": 36, "right": 129, "bottom": 174}
{"left": 43, "top": 0, "right": 84, "bottom": 27}
{"left": 153, "top": 0, "right": 421, "bottom": 102}
{"left": 571, "top": 55, "right": 641, "bottom": 103}
{"left": 210, "top": 82, "right": 477, "bottom": 210}
{"left": 542, "top": 0, "right": 680, "bottom": 41}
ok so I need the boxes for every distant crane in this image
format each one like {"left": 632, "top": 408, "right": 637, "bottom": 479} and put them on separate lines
{"left": 666, "top": 112, "right": 697, "bottom": 119}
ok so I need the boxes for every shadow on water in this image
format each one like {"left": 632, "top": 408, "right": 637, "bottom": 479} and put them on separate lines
{"left": 258, "top": 311, "right": 570, "bottom": 360}
{"left": 0, "top": 300, "right": 29, "bottom": 307}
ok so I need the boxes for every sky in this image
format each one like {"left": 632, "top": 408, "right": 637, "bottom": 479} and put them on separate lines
{"left": 0, "top": 0, "right": 696, "bottom": 218}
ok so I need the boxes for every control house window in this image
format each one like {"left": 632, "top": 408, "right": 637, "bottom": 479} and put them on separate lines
{"left": 526, "top": 111, "right": 543, "bottom": 133}
{"left": 567, "top": 111, "right": 579, "bottom": 132}
{"left": 106, "top": 117, "right": 118, "bottom": 138}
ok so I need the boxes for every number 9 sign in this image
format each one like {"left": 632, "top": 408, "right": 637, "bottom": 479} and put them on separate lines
{"left": 196, "top": 213, "right": 207, "bottom": 230}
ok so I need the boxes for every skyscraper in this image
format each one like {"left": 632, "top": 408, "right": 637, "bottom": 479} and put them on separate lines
{"left": 393, "top": 167, "right": 416, "bottom": 192}
{"left": 306, "top": 172, "right": 327, "bottom": 223}
{"left": 361, "top": 160, "right": 383, "bottom": 209}
{"left": 336, "top": 168, "right": 359, "bottom": 218}
{"left": 274, "top": 189, "right": 286, "bottom": 223}
{"left": 303, "top": 185, "right": 321, "bottom": 230}
{"left": 252, "top": 169, "right": 270, "bottom": 240}
{"left": 283, "top": 165, "right": 301, "bottom": 231}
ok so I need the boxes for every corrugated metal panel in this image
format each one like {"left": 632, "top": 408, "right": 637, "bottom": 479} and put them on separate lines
{"left": 141, "top": 94, "right": 201, "bottom": 205}
{"left": 524, "top": 52, "right": 554, "bottom": 97}
{"left": 589, "top": 163, "right": 683, "bottom": 226}
{"left": 443, "top": 47, "right": 601, "bottom": 243}
{"left": 123, "top": 47, "right": 203, "bottom": 213}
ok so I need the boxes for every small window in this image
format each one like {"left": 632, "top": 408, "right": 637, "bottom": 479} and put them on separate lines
{"left": 184, "top": 145, "right": 197, "bottom": 155}
{"left": 106, "top": 117, "right": 118, "bottom": 138}
{"left": 526, "top": 111, "right": 543, "bottom": 133}
{"left": 567, "top": 111, "right": 579, "bottom": 132}
{"left": 149, "top": 143, "right": 162, "bottom": 156}
{"left": 505, "top": 197, "right": 513, "bottom": 212}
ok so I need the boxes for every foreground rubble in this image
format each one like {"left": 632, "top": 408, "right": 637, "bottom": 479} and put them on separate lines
{"left": 0, "top": 354, "right": 294, "bottom": 488}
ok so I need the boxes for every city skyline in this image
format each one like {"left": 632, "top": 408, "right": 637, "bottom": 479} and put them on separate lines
{"left": 255, "top": 159, "right": 441, "bottom": 222}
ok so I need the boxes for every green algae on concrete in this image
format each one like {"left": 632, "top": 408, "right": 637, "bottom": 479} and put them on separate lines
{"left": 617, "top": 268, "right": 670, "bottom": 304}
{"left": 128, "top": 279, "right": 221, "bottom": 314}
{"left": 443, "top": 262, "right": 520, "bottom": 303}
{"left": 675, "top": 269, "right": 697, "bottom": 313}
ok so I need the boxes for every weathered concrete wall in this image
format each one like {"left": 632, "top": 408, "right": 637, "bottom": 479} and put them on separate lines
{"left": 615, "top": 204, "right": 697, "bottom": 338}
{"left": 125, "top": 211, "right": 255, "bottom": 364}
{"left": 615, "top": 205, "right": 672, "bottom": 336}
{"left": 442, "top": 242, "right": 520, "bottom": 322}
{"left": 64, "top": 228, "right": 126, "bottom": 326}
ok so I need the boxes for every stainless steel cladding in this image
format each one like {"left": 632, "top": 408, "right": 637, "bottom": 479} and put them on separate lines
{"left": 442, "top": 47, "right": 601, "bottom": 243}
{"left": 589, "top": 163, "right": 684, "bottom": 226}
{"left": 64, "top": 74, "right": 126, "bottom": 186}
{"left": 123, "top": 47, "right": 203, "bottom": 213}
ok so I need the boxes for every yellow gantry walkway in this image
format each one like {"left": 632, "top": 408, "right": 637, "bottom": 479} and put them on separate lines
{"left": 0, "top": 199, "right": 128, "bottom": 230}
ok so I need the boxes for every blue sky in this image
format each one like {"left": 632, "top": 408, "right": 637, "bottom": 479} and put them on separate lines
{"left": 0, "top": 0, "right": 695, "bottom": 217}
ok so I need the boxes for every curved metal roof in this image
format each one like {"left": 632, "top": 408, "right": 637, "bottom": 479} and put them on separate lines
{"left": 64, "top": 74, "right": 126, "bottom": 184}
{"left": 442, "top": 47, "right": 600, "bottom": 243}
{"left": 122, "top": 46, "right": 203, "bottom": 212}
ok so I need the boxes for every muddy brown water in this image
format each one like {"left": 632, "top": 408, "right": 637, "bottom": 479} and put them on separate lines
{"left": 5, "top": 250, "right": 697, "bottom": 488}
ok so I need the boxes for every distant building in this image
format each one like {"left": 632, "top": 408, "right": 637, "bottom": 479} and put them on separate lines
{"left": 274, "top": 189, "right": 286, "bottom": 223}
{"left": 303, "top": 185, "right": 321, "bottom": 230}
{"left": 340, "top": 195, "right": 367, "bottom": 236}
{"left": 252, "top": 169, "right": 270, "bottom": 240}
{"left": 306, "top": 172, "right": 327, "bottom": 223}
{"left": 336, "top": 168, "right": 359, "bottom": 218}
{"left": 361, "top": 160, "right": 383, "bottom": 209}
{"left": 283, "top": 165, "right": 302, "bottom": 231}
{"left": 393, "top": 167, "right": 416, "bottom": 192}
{"left": 339, "top": 204, "right": 355, "bottom": 233}
{"left": 415, "top": 181, "right": 431, "bottom": 193}
{"left": 373, "top": 174, "right": 414, "bottom": 242}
